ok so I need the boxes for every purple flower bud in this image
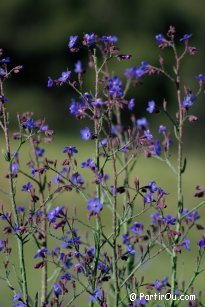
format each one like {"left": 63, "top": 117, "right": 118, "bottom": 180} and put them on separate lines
{"left": 180, "top": 34, "right": 192, "bottom": 42}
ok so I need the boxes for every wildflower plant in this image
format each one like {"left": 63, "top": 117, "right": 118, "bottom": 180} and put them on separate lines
{"left": 0, "top": 26, "right": 205, "bottom": 307}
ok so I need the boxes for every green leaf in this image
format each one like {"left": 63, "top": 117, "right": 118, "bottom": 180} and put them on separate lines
{"left": 174, "top": 125, "right": 179, "bottom": 140}
{"left": 1, "top": 149, "right": 10, "bottom": 161}
{"left": 181, "top": 158, "right": 187, "bottom": 174}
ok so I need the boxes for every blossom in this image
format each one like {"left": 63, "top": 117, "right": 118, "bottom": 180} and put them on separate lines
{"left": 13, "top": 293, "right": 21, "bottom": 302}
{"left": 144, "top": 193, "right": 154, "bottom": 203}
{"left": 34, "top": 248, "right": 48, "bottom": 258}
{"left": 74, "top": 60, "right": 84, "bottom": 73}
{"left": 58, "top": 71, "right": 71, "bottom": 83}
{"left": 101, "top": 35, "right": 118, "bottom": 43}
{"left": 108, "top": 76, "right": 124, "bottom": 97}
{"left": 71, "top": 173, "right": 84, "bottom": 185}
{"left": 35, "top": 147, "right": 45, "bottom": 157}
{"left": 162, "top": 214, "right": 176, "bottom": 225}
{"left": 21, "top": 182, "right": 32, "bottom": 192}
{"left": 146, "top": 100, "right": 155, "bottom": 113}
{"left": 11, "top": 162, "right": 19, "bottom": 175}
{"left": 136, "top": 117, "right": 148, "bottom": 130}
{"left": 47, "top": 76, "right": 54, "bottom": 87}
{"left": 81, "top": 158, "right": 97, "bottom": 170}
{"left": 158, "top": 125, "right": 166, "bottom": 133}
{"left": 128, "top": 98, "right": 135, "bottom": 111}
{"left": 68, "top": 35, "right": 78, "bottom": 49}
{"left": 135, "top": 61, "right": 149, "bottom": 78}
{"left": 47, "top": 206, "right": 65, "bottom": 223}
{"left": 23, "top": 118, "right": 36, "bottom": 131}
{"left": 0, "top": 240, "right": 4, "bottom": 252}
{"left": 69, "top": 98, "right": 85, "bottom": 116}
{"left": 80, "top": 127, "right": 91, "bottom": 141}
{"left": 83, "top": 33, "right": 95, "bottom": 46}
{"left": 130, "top": 222, "right": 144, "bottom": 234}
{"left": 154, "top": 276, "right": 169, "bottom": 291}
{"left": 180, "top": 34, "right": 192, "bottom": 42}
{"left": 88, "top": 289, "right": 103, "bottom": 302}
{"left": 53, "top": 282, "right": 63, "bottom": 296}
{"left": 181, "top": 237, "right": 190, "bottom": 250}
{"left": 87, "top": 198, "right": 103, "bottom": 213}
{"left": 60, "top": 273, "right": 71, "bottom": 280}
{"left": 198, "top": 238, "right": 205, "bottom": 248}
{"left": 144, "top": 129, "right": 153, "bottom": 140}
{"left": 182, "top": 93, "right": 196, "bottom": 108}
{"left": 155, "top": 34, "right": 165, "bottom": 45}
{"left": 153, "top": 140, "right": 162, "bottom": 156}
{"left": 63, "top": 146, "right": 78, "bottom": 156}
{"left": 195, "top": 74, "right": 205, "bottom": 81}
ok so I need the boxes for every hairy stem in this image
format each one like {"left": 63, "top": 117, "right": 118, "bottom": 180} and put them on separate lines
{"left": 0, "top": 82, "right": 29, "bottom": 304}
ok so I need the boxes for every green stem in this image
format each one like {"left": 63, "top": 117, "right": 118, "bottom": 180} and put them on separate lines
{"left": 0, "top": 82, "right": 29, "bottom": 305}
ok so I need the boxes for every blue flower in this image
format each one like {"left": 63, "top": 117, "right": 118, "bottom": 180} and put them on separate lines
{"left": 53, "top": 282, "right": 63, "bottom": 296}
{"left": 80, "top": 127, "right": 91, "bottom": 141}
{"left": 144, "top": 129, "right": 153, "bottom": 140}
{"left": 136, "top": 296, "right": 148, "bottom": 305}
{"left": 21, "top": 182, "right": 32, "bottom": 192}
{"left": 124, "top": 67, "right": 136, "bottom": 79}
{"left": 0, "top": 68, "right": 6, "bottom": 77}
{"left": 63, "top": 146, "right": 78, "bottom": 157}
{"left": 130, "top": 222, "right": 143, "bottom": 234}
{"left": 88, "top": 289, "right": 103, "bottom": 302}
{"left": 11, "top": 162, "right": 19, "bottom": 175}
{"left": 180, "top": 34, "right": 192, "bottom": 42}
{"left": 146, "top": 100, "right": 155, "bottom": 113}
{"left": 23, "top": 118, "right": 36, "bottom": 131}
{"left": 87, "top": 198, "right": 103, "bottom": 213}
{"left": 195, "top": 74, "right": 205, "bottom": 81}
{"left": 74, "top": 60, "right": 84, "bottom": 73}
{"left": 155, "top": 34, "right": 165, "bottom": 45}
{"left": 198, "top": 238, "right": 205, "bottom": 248}
{"left": 92, "top": 98, "right": 104, "bottom": 107}
{"left": 148, "top": 181, "right": 158, "bottom": 193}
{"left": 71, "top": 173, "right": 84, "bottom": 185}
{"left": 128, "top": 98, "right": 135, "bottom": 111}
{"left": 81, "top": 158, "right": 97, "bottom": 170}
{"left": 99, "top": 138, "right": 108, "bottom": 147}
{"left": 162, "top": 214, "right": 176, "bottom": 225}
{"left": 154, "top": 276, "right": 169, "bottom": 291}
{"left": 126, "top": 244, "right": 135, "bottom": 255}
{"left": 108, "top": 76, "right": 124, "bottom": 97}
{"left": 182, "top": 93, "right": 196, "bottom": 108}
{"left": 68, "top": 35, "right": 78, "bottom": 49}
{"left": 158, "top": 125, "right": 166, "bottom": 133}
{"left": 0, "top": 240, "right": 4, "bottom": 252}
{"left": 58, "top": 71, "right": 71, "bottom": 83}
{"left": 101, "top": 35, "right": 118, "bottom": 43}
{"left": 35, "top": 147, "right": 45, "bottom": 157}
{"left": 153, "top": 140, "right": 162, "bottom": 156}
{"left": 34, "top": 248, "right": 48, "bottom": 258}
{"left": 135, "top": 61, "right": 149, "bottom": 78}
{"left": 0, "top": 57, "right": 10, "bottom": 63}
{"left": 13, "top": 293, "right": 21, "bottom": 302}
{"left": 60, "top": 273, "right": 71, "bottom": 280}
{"left": 47, "top": 76, "right": 54, "bottom": 87}
{"left": 69, "top": 98, "right": 85, "bottom": 116}
{"left": 181, "top": 237, "right": 190, "bottom": 250}
{"left": 47, "top": 206, "right": 65, "bottom": 223}
{"left": 17, "top": 206, "right": 25, "bottom": 213}
{"left": 83, "top": 33, "right": 95, "bottom": 46}
{"left": 136, "top": 117, "right": 148, "bottom": 130}
{"left": 144, "top": 193, "right": 154, "bottom": 203}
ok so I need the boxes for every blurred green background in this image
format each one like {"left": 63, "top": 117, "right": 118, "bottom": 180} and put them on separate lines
{"left": 1, "top": 0, "right": 205, "bottom": 305}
